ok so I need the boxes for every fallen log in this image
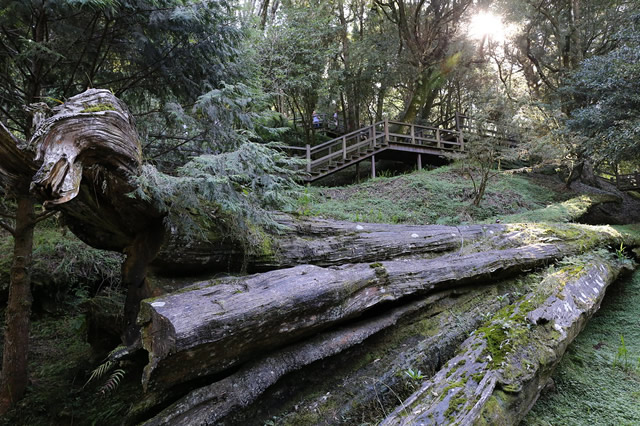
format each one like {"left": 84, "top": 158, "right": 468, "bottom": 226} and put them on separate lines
{"left": 380, "top": 254, "right": 629, "bottom": 425}
{"left": 140, "top": 284, "right": 511, "bottom": 424}
{"left": 138, "top": 224, "right": 624, "bottom": 396}
{"left": 140, "top": 292, "right": 448, "bottom": 424}
{"left": 153, "top": 216, "right": 507, "bottom": 273}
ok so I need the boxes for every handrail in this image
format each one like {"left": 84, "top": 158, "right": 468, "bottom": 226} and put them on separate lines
{"left": 310, "top": 121, "right": 385, "bottom": 153}
{"left": 282, "top": 113, "right": 523, "bottom": 180}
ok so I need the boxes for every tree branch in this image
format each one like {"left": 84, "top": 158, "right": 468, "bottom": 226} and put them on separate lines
{"left": 0, "top": 219, "right": 15, "bottom": 236}
{"left": 34, "top": 210, "right": 56, "bottom": 224}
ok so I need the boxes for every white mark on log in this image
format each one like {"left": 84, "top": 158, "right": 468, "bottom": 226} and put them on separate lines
{"left": 380, "top": 287, "right": 386, "bottom": 293}
{"left": 356, "top": 225, "right": 364, "bottom": 230}
{"left": 553, "top": 323, "right": 562, "bottom": 332}
{"left": 151, "top": 302, "right": 166, "bottom": 307}
{"left": 411, "top": 233, "right": 419, "bottom": 238}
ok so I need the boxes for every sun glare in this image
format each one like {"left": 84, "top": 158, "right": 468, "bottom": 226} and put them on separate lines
{"left": 469, "top": 12, "right": 506, "bottom": 42}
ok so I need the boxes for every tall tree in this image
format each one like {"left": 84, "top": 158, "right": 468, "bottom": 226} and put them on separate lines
{"left": 373, "top": 0, "right": 472, "bottom": 123}
{"left": 563, "top": 13, "right": 640, "bottom": 167}
{"left": 499, "top": 0, "right": 633, "bottom": 184}
{"left": 258, "top": 0, "right": 333, "bottom": 143}
{"left": 0, "top": 0, "right": 245, "bottom": 412}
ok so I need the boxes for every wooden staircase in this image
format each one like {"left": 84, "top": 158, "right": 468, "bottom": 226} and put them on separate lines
{"left": 286, "top": 118, "right": 466, "bottom": 182}
{"left": 616, "top": 172, "right": 640, "bottom": 191}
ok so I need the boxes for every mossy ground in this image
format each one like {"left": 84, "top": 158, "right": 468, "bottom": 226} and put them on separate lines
{"left": 297, "top": 164, "right": 566, "bottom": 225}
{"left": 522, "top": 269, "right": 640, "bottom": 425}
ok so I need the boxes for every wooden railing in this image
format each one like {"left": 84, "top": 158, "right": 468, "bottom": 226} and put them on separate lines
{"left": 284, "top": 119, "right": 465, "bottom": 177}
{"left": 617, "top": 172, "right": 640, "bottom": 191}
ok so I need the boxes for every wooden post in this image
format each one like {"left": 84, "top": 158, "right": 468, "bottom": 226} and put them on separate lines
{"left": 417, "top": 154, "right": 422, "bottom": 170}
{"left": 436, "top": 129, "right": 441, "bottom": 149}
{"left": 459, "top": 129, "right": 465, "bottom": 152}
{"left": 370, "top": 125, "right": 374, "bottom": 149}
{"left": 306, "top": 144, "right": 311, "bottom": 173}
{"left": 371, "top": 154, "right": 376, "bottom": 178}
{"left": 410, "top": 124, "right": 415, "bottom": 145}
{"left": 384, "top": 119, "right": 389, "bottom": 145}
{"left": 342, "top": 136, "right": 347, "bottom": 160}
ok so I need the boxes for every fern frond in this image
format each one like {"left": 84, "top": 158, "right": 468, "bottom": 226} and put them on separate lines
{"left": 83, "top": 360, "right": 114, "bottom": 388}
{"left": 97, "top": 369, "right": 126, "bottom": 397}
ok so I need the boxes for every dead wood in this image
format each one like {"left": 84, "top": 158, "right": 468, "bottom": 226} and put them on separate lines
{"left": 380, "top": 256, "right": 627, "bottom": 425}
{"left": 137, "top": 222, "right": 625, "bottom": 396}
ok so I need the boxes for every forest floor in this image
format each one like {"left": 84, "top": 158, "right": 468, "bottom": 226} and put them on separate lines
{"left": 1, "top": 163, "right": 639, "bottom": 425}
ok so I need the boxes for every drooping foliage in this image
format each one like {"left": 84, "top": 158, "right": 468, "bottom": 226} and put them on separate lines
{"left": 0, "top": 0, "right": 241, "bottom": 137}
{"left": 132, "top": 141, "right": 301, "bottom": 252}
{"left": 563, "top": 15, "right": 640, "bottom": 166}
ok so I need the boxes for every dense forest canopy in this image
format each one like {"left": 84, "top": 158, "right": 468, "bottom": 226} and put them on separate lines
{"left": 1, "top": 0, "right": 640, "bottom": 421}
{"left": 1, "top": 0, "right": 638, "bottom": 171}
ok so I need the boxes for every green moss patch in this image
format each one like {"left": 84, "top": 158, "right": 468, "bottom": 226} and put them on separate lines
{"left": 81, "top": 102, "right": 115, "bottom": 113}
{"left": 522, "top": 269, "right": 640, "bottom": 425}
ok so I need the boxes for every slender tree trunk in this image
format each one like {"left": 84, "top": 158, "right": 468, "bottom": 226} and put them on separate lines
{"left": 401, "top": 68, "right": 435, "bottom": 124}
{"left": 473, "top": 168, "right": 491, "bottom": 206}
{"left": 258, "top": 0, "right": 270, "bottom": 30}
{"left": 0, "top": 196, "right": 35, "bottom": 414}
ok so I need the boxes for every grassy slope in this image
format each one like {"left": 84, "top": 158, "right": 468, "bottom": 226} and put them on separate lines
{"left": 301, "top": 165, "right": 570, "bottom": 225}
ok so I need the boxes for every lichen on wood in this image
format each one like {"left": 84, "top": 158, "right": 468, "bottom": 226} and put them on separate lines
{"left": 380, "top": 254, "right": 630, "bottom": 425}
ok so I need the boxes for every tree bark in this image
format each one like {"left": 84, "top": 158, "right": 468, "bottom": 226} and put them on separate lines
{"left": 380, "top": 257, "right": 625, "bottom": 425}
{"left": 137, "top": 228, "right": 634, "bottom": 424}
{"left": 0, "top": 196, "right": 35, "bottom": 414}
{"left": 155, "top": 216, "right": 506, "bottom": 273}
{"left": 141, "top": 285, "right": 507, "bottom": 425}
{"left": 137, "top": 223, "right": 625, "bottom": 397}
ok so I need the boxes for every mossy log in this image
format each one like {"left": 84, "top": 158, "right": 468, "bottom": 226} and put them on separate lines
{"left": 137, "top": 224, "right": 625, "bottom": 399}
{"left": 156, "top": 216, "right": 507, "bottom": 273}
{"left": 141, "top": 285, "right": 510, "bottom": 425}
{"left": 380, "top": 256, "right": 628, "bottom": 425}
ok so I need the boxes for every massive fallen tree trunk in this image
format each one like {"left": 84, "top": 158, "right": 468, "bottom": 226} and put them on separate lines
{"left": 142, "top": 284, "right": 511, "bottom": 425}
{"left": 380, "top": 255, "right": 628, "bottom": 425}
{"left": 134, "top": 223, "right": 629, "bottom": 412}
{"left": 138, "top": 236, "right": 636, "bottom": 425}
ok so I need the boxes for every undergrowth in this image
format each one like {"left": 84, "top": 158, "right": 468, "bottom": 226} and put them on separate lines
{"left": 299, "top": 164, "right": 564, "bottom": 225}
{"left": 0, "top": 218, "right": 122, "bottom": 311}
{"left": 0, "top": 315, "right": 140, "bottom": 426}
{"left": 0, "top": 217, "right": 130, "bottom": 425}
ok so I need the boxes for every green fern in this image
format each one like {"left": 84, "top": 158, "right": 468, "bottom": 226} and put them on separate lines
{"left": 83, "top": 360, "right": 115, "bottom": 388}
{"left": 96, "top": 369, "right": 126, "bottom": 397}
{"left": 83, "top": 345, "right": 128, "bottom": 390}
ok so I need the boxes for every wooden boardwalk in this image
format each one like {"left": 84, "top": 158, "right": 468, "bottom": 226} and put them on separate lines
{"left": 286, "top": 114, "right": 490, "bottom": 182}
{"left": 616, "top": 172, "right": 640, "bottom": 191}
